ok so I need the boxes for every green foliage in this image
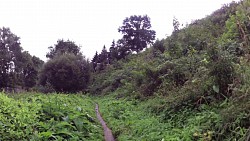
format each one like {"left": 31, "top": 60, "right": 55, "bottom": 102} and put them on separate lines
{"left": 0, "top": 93, "right": 103, "bottom": 140}
{"left": 96, "top": 96, "right": 246, "bottom": 141}
{"left": 152, "top": 39, "right": 165, "bottom": 54}
{"left": 46, "top": 39, "right": 81, "bottom": 59}
{"left": 109, "top": 40, "right": 119, "bottom": 63}
{"left": 219, "top": 0, "right": 250, "bottom": 56}
{"left": 216, "top": 59, "right": 250, "bottom": 140}
{"left": 0, "top": 27, "right": 43, "bottom": 90}
{"left": 92, "top": 46, "right": 110, "bottom": 72}
{"left": 209, "top": 56, "right": 235, "bottom": 96}
{"left": 0, "top": 93, "right": 40, "bottom": 140}
{"left": 21, "top": 51, "right": 44, "bottom": 89}
{"left": 0, "top": 27, "right": 22, "bottom": 88}
{"left": 2, "top": 0, "right": 250, "bottom": 140}
{"left": 89, "top": 1, "right": 250, "bottom": 140}
{"left": 118, "top": 15, "right": 156, "bottom": 53}
{"left": 39, "top": 53, "right": 90, "bottom": 93}
{"left": 91, "top": 14, "right": 158, "bottom": 71}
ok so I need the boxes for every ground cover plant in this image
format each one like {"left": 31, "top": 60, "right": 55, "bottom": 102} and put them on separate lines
{"left": 0, "top": 93, "right": 103, "bottom": 140}
{"left": 95, "top": 95, "right": 248, "bottom": 141}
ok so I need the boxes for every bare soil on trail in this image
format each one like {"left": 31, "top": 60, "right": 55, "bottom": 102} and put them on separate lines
{"left": 95, "top": 104, "right": 116, "bottom": 141}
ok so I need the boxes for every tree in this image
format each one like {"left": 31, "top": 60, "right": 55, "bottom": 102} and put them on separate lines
{"left": 109, "top": 40, "right": 119, "bottom": 62}
{"left": 0, "top": 27, "right": 43, "bottom": 90}
{"left": 172, "top": 17, "right": 180, "bottom": 33}
{"left": 116, "top": 39, "right": 131, "bottom": 59}
{"left": 0, "top": 27, "right": 23, "bottom": 88}
{"left": 153, "top": 39, "right": 165, "bottom": 53}
{"left": 94, "top": 45, "right": 110, "bottom": 71}
{"left": 118, "top": 15, "right": 156, "bottom": 53}
{"left": 22, "top": 52, "right": 44, "bottom": 89}
{"left": 39, "top": 53, "right": 90, "bottom": 93}
{"left": 99, "top": 45, "right": 109, "bottom": 64}
{"left": 91, "top": 51, "right": 99, "bottom": 72}
{"left": 46, "top": 39, "right": 81, "bottom": 59}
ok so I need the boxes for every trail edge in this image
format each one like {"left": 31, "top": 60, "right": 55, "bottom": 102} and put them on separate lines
{"left": 95, "top": 103, "right": 116, "bottom": 141}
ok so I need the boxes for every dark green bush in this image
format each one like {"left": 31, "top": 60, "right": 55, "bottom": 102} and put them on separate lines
{"left": 209, "top": 57, "right": 235, "bottom": 97}
{"left": 39, "top": 54, "right": 90, "bottom": 93}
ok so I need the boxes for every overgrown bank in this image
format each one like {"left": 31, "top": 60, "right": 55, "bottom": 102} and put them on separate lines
{"left": 95, "top": 94, "right": 249, "bottom": 141}
{"left": 90, "top": 1, "right": 250, "bottom": 140}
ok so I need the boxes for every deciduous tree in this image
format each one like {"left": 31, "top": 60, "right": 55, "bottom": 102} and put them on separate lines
{"left": 118, "top": 15, "right": 156, "bottom": 53}
{"left": 0, "top": 27, "right": 22, "bottom": 88}
{"left": 46, "top": 39, "right": 81, "bottom": 59}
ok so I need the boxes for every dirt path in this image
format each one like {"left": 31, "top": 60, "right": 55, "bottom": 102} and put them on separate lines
{"left": 95, "top": 104, "right": 116, "bottom": 141}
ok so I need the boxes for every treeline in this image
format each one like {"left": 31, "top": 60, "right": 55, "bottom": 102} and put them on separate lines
{"left": 0, "top": 27, "right": 44, "bottom": 91}
{"left": 92, "top": 15, "right": 156, "bottom": 71}
{"left": 0, "top": 27, "right": 90, "bottom": 93}
{"left": 38, "top": 15, "right": 156, "bottom": 93}
{"left": 0, "top": 15, "right": 156, "bottom": 93}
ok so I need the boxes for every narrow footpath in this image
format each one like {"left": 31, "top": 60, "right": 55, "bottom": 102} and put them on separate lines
{"left": 95, "top": 104, "right": 116, "bottom": 141}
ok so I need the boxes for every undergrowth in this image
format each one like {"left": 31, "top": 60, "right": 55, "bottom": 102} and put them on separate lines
{"left": 96, "top": 94, "right": 248, "bottom": 141}
{"left": 0, "top": 93, "right": 103, "bottom": 141}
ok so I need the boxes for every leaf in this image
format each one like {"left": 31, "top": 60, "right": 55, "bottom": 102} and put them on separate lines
{"left": 55, "top": 121, "right": 76, "bottom": 130}
{"left": 212, "top": 85, "right": 219, "bottom": 93}
{"left": 74, "top": 120, "right": 83, "bottom": 131}
{"left": 39, "top": 131, "right": 53, "bottom": 138}
{"left": 37, "top": 122, "right": 50, "bottom": 130}
{"left": 54, "top": 130, "right": 74, "bottom": 138}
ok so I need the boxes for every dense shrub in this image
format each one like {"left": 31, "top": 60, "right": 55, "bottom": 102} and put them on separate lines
{"left": 210, "top": 57, "right": 235, "bottom": 96}
{"left": 39, "top": 54, "right": 90, "bottom": 93}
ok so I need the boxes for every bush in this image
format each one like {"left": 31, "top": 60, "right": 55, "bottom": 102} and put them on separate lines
{"left": 39, "top": 54, "right": 90, "bottom": 93}
{"left": 209, "top": 56, "right": 235, "bottom": 97}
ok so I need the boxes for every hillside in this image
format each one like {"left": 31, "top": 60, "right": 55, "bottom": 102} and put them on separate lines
{"left": 90, "top": 0, "right": 250, "bottom": 140}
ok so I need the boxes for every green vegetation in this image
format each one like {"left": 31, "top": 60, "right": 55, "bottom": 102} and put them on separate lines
{"left": 0, "top": 93, "right": 102, "bottom": 140}
{"left": 118, "top": 15, "right": 156, "bottom": 53}
{"left": 0, "top": 27, "right": 44, "bottom": 90}
{"left": 39, "top": 53, "right": 90, "bottom": 93}
{"left": 0, "top": 0, "right": 250, "bottom": 140}
{"left": 96, "top": 96, "right": 246, "bottom": 141}
{"left": 39, "top": 39, "right": 91, "bottom": 93}
{"left": 92, "top": 15, "right": 156, "bottom": 72}
{"left": 89, "top": 1, "right": 250, "bottom": 140}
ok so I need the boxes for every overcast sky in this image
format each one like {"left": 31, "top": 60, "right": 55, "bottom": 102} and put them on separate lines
{"left": 1, "top": 0, "right": 238, "bottom": 61}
